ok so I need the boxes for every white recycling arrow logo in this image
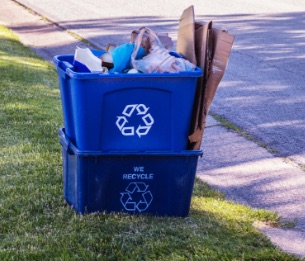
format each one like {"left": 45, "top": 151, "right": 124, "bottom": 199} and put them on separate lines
{"left": 120, "top": 182, "right": 153, "bottom": 212}
{"left": 116, "top": 104, "right": 154, "bottom": 137}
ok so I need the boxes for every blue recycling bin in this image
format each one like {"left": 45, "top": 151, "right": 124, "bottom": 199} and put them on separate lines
{"left": 54, "top": 54, "right": 202, "bottom": 151}
{"left": 59, "top": 128, "right": 202, "bottom": 216}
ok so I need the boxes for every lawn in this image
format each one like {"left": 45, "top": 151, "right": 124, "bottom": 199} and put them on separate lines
{"left": 0, "top": 24, "right": 302, "bottom": 260}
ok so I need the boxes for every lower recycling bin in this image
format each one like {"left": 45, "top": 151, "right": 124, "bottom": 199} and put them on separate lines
{"left": 59, "top": 128, "right": 202, "bottom": 217}
{"left": 54, "top": 54, "right": 202, "bottom": 151}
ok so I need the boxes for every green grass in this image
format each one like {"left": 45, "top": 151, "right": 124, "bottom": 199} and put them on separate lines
{"left": 0, "top": 24, "right": 302, "bottom": 260}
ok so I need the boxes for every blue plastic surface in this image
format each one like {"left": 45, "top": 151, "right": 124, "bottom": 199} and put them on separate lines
{"left": 59, "top": 128, "right": 202, "bottom": 216}
{"left": 54, "top": 56, "right": 76, "bottom": 143}
{"left": 54, "top": 54, "right": 202, "bottom": 151}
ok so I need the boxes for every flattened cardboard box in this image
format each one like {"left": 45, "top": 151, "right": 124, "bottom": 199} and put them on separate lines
{"left": 188, "top": 21, "right": 212, "bottom": 149}
{"left": 177, "top": 6, "right": 235, "bottom": 150}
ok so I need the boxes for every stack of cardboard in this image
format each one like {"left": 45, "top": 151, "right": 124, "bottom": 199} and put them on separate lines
{"left": 177, "top": 6, "right": 235, "bottom": 150}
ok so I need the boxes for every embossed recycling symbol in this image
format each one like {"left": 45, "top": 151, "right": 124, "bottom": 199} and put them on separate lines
{"left": 120, "top": 182, "right": 153, "bottom": 212}
{"left": 116, "top": 104, "right": 154, "bottom": 137}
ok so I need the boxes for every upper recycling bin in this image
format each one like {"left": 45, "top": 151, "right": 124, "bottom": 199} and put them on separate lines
{"left": 54, "top": 54, "right": 202, "bottom": 151}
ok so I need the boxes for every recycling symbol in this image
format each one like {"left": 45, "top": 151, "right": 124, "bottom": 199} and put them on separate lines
{"left": 120, "top": 182, "right": 153, "bottom": 212}
{"left": 116, "top": 104, "right": 154, "bottom": 137}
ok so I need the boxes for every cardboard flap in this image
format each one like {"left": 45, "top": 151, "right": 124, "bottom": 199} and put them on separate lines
{"left": 176, "top": 5, "right": 197, "bottom": 64}
{"left": 188, "top": 127, "right": 204, "bottom": 143}
{"left": 204, "top": 29, "right": 235, "bottom": 112}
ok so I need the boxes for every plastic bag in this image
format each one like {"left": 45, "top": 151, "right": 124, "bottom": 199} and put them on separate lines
{"left": 131, "top": 27, "right": 196, "bottom": 73}
{"left": 109, "top": 43, "right": 145, "bottom": 73}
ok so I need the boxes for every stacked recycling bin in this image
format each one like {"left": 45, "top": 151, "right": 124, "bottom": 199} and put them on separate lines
{"left": 54, "top": 53, "right": 203, "bottom": 217}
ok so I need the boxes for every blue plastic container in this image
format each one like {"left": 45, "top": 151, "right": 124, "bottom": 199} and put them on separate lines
{"left": 59, "top": 128, "right": 202, "bottom": 216}
{"left": 54, "top": 54, "right": 202, "bottom": 151}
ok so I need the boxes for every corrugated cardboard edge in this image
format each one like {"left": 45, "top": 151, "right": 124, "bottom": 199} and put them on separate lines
{"left": 188, "top": 27, "right": 235, "bottom": 149}
{"left": 187, "top": 21, "right": 212, "bottom": 147}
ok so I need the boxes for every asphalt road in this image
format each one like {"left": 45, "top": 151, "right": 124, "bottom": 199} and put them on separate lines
{"left": 14, "top": 0, "right": 305, "bottom": 167}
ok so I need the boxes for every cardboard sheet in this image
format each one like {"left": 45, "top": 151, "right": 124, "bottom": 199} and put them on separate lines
{"left": 187, "top": 22, "right": 211, "bottom": 147}
{"left": 176, "top": 5, "right": 197, "bottom": 64}
{"left": 176, "top": 6, "right": 235, "bottom": 150}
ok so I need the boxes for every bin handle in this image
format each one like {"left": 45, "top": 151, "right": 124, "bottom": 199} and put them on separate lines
{"left": 58, "top": 128, "right": 75, "bottom": 155}
{"left": 60, "top": 136, "right": 77, "bottom": 155}
{"left": 57, "top": 61, "right": 74, "bottom": 79}
{"left": 59, "top": 61, "right": 74, "bottom": 71}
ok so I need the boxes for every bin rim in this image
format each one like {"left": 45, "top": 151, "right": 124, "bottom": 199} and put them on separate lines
{"left": 53, "top": 54, "right": 203, "bottom": 80}
{"left": 58, "top": 127, "right": 203, "bottom": 157}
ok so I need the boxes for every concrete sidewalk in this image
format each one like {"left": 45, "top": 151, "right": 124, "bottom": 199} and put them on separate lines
{"left": 1, "top": 0, "right": 305, "bottom": 258}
